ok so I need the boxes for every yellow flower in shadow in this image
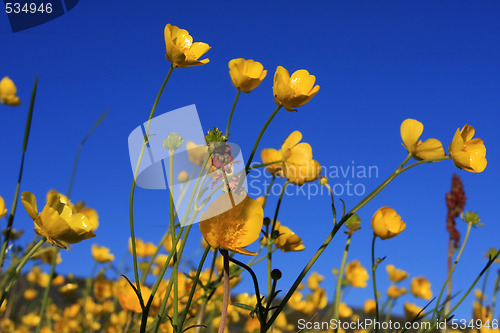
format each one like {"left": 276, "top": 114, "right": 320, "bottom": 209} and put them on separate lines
{"left": 273, "top": 66, "right": 319, "bottom": 111}
{"left": 404, "top": 302, "right": 423, "bottom": 320}
{"left": 117, "top": 280, "right": 150, "bottom": 313}
{"left": 23, "top": 289, "right": 37, "bottom": 300}
{"left": 261, "top": 131, "right": 321, "bottom": 185}
{"left": 21, "top": 191, "right": 96, "bottom": 248}
{"left": 261, "top": 221, "right": 305, "bottom": 252}
{"left": 0, "top": 196, "right": 7, "bottom": 219}
{"left": 228, "top": 58, "right": 267, "bottom": 93}
{"left": 199, "top": 193, "right": 263, "bottom": 255}
{"left": 449, "top": 124, "right": 487, "bottom": 173}
{"left": 411, "top": 276, "right": 433, "bottom": 300}
{"left": 307, "top": 272, "right": 324, "bottom": 290}
{"left": 345, "top": 260, "right": 369, "bottom": 288}
{"left": 92, "top": 244, "right": 115, "bottom": 263}
{"left": 0, "top": 76, "right": 21, "bottom": 106}
{"left": 364, "top": 299, "right": 376, "bottom": 315}
{"left": 164, "top": 24, "right": 210, "bottom": 68}
{"left": 386, "top": 264, "right": 409, "bottom": 283}
{"left": 401, "top": 119, "right": 445, "bottom": 160}
{"left": 371, "top": 207, "right": 406, "bottom": 240}
{"left": 128, "top": 238, "right": 156, "bottom": 258}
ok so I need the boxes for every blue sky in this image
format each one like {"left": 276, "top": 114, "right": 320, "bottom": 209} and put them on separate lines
{"left": 1, "top": 0, "right": 499, "bottom": 321}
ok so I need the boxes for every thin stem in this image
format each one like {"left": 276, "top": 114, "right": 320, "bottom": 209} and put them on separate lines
{"left": 225, "top": 90, "right": 241, "bottom": 137}
{"left": 431, "top": 222, "right": 472, "bottom": 323}
{"left": 218, "top": 249, "right": 230, "bottom": 333}
{"left": 262, "top": 176, "right": 276, "bottom": 209}
{"left": 371, "top": 235, "right": 380, "bottom": 333}
{"left": 479, "top": 265, "right": 490, "bottom": 309}
{"left": 426, "top": 250, "right": 500, "bottom": 333}
{"left": 491, "top": 270, "right": 500, "bottom": 316}
{"left": 0, "top": 237, "right": 46, "bottom": 306}
{"left": 0, "top": 76, "right": 38, "bottom": 272}
{"left": 445, "top": 238, "right": 453, "bottom": 314}
{"left": 178, "top": 245, "right": 211, "bottom": 331}
{"left": 249, "top": 160, "right": 284, "bottom": 170}
{"left": 400, "top": 156, "right": 450, "bottom": 173}
{"left": 333, "top": 233, "right": 352, "bottom": 324}
{"left": 245, "top": 105, "right": 282, "bottom": 171}
{"left": 35, "top": 247, "right": 58, "bottom": 333}
{"left": 264, "top": 154, "right": 415, "bottom": 331}
{"left": 129, "top": 66, "right": 174, "bottom": 300}
{"left": 67, "top": 109, "right": 108, "bottom": 198}
{"left": 268, "top": 180, "right": 288, "bottom": 306}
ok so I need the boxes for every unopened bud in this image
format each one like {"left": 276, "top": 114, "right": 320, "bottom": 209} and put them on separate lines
{"left": 319, "top": 176, "right": 329, "bottom": 186}
{"left": 271, "top": 269, "right": 282, "bottom": 280}
{"left": 163, "top": 132, "right": 184, "bottom": 151}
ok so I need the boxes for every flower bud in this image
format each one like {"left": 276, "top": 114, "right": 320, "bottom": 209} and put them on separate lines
{"left": 271, "top": 269, "right": 282, "bottom": 280}
{"left": 162, "top": 132, "right": 184, "bottom": 151}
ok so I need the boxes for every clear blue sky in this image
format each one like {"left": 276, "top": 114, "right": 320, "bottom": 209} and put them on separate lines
{"left": 1, "top": 0, "right": 499, "bottom": 320}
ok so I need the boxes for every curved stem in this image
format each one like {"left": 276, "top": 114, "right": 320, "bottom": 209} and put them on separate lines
{"left": 0, "top": 76, "right": 38, "bottom": 272}
{"left": 426, "top": 250, "right": 500, "bottom": 333}
{"left": 178, "top": 245, "right": 211, "bottom": 331}
{"left": 129, "top": 66, "right": 174, "bottom": 300}
{"left": 431, "top": 222, "right": 472, "bottom": 323}
{"left": 245, "top": 105, "right": 282, "bottom": 171}
{"left": 491, "top": 270, "right": 500, "bottom": 316}
{"left": 264, "top": 154, "right": 415, "bottom": 331}
{"left": 0, "top": 237, "right": 46, "bottom": 306}
{"left": 268, "top": 181, "right": 288, "bottom": 304}
{"left": 333, "top": 234, "right": 352, "bottom": 324}
{"left": 225, "top": 90, "right": 241, "bottom": 137}
{"left": 371, "top": 235, "right": 380, "bottom": 333}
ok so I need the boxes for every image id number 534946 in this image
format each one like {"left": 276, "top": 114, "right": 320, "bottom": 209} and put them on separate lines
{"left": 5, "top": 2, "right": 53, "bottom": 14}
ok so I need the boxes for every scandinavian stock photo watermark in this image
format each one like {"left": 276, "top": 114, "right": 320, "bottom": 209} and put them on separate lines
{"left": 248, "top": 161, "right": 379, "bottom": 199}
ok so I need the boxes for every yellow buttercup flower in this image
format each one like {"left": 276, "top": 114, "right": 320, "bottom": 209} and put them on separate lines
{"left": 128, "top": 238, "right": 156, "bottom": 258}
{"left": 261, "top": 221, "right": 305, "bottom": 252}
{"left": 273, "top": 66, "right": 319, "bottom": 111}
{"left": 94, "top": 273, "right": 113, "bottom": 301}
{"left": 32, "top": 246, "right": 62, "bottom": 264}
{"left": 21, "top": 191, "right": 96, "bottom": 248}
{"left": 261, "top": 131, "right": 321, "bottom": 185}
{"left": 386, "top": 264, "right": 409, "bottom": 283}
{"left": 401, "top": 119, "right": 445, "bottom": 160}
{"left": 338, "top": 302, "right": 353, "bottom": 318}
{"left": 307, "top": 272, "right": 324, "bottom": 290}
{"left": 411, "top": 276, "right": 432, "bottom": 300}
{"left": 228, "top": 58, "right": 267, "bottom": 93}
{"left": 449, "top": 124, "right": 487, "bottom": 173}
{"left": 115, "top": 278, "right": 151, "bottom": 313}
{"left": 364, "top": 299, "right": 376, "bottom": 315}
{"left": 404, "top": 302, "right": 423, "bottom": 320}
{"left": 0, "top": 196, "right": 7, "bottom": 219}
{"left": 164, "top": 24, "right": 210, "bottom": 68}
{"left": 387, "top": 285, "right": 407, "bottom": 298}
{"left": 371, "top": 207, "right": 406, "bottom": 240}
{"left": 24, "top": 289, "right": 37, "bottom": 300}
{"left": 0, "top": 76, "right": 21, "bottom": 106}
{"left": 345, "top": 260, "right": 369, "bottom": 288}
{"left": 199, "top": 193, "right": 263, "bottom": 255}
{"left": 92, "top": 244, "right": 115, "bottom": 263}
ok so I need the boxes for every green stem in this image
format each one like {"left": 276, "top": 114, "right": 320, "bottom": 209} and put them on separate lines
{"left": 400, "top": 156, "right": 450, "bottom": 173}
{"left": 431, "top": 222, "right": 472, "bottom": 323}
{"left": 178, "top": 245, "right": 211, "bottom": 331}
{"left": 35, "top": 247, "right": 58, "bottom": 333}
{"left": 67, "top": 109, "right": 108, "bottom": 198}
{"left": 0, "top": 76, "right": 38, "bottom": 272}
{"left": 383, "top": 299, "right": 394, "bottom": 333}
{"left": 0, "top": 237, "right": 46, "bottom": 306}
{"left": 479, "top": 265, "right": 490, "bottom": 309}
{"left": 333, "top": 233, "right": 352, "bottom": 324}
{"left": 426, "top": 250, "right": 500, "bottom": 333}
{"left": 225, "top": 90, "right": 241, "bottom": 137}
{"left": 263, "top": 154, "right": 415, "bottom": 331}
{"left": 129, "top": 66, "right": 174, "bottom": 301}
{"left": 35, "top": 109, "right": 108, "bottom": 333}
{"left": 262, "top": 176, "right": 276, "bottom": 209}
{"left": 245, "top": 105, "right": 282, "bottom": 171}
{"left": 268, "top": 181, "right": 288, "bottom": 304}
{"left": 371, "top": 235, "right": 380, "bottom": 333}
{"left": 249, "top": 160, "right": 284, "bottom": 170}
{"left": 491, "top": 270, "right": 500, "bottom": 316}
